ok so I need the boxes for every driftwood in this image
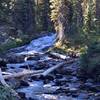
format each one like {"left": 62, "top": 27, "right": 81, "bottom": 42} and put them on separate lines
{"left": 41, "top": 62, "right": 66, "bottom": 77}
{"left": 7, "top": 60, "right": 36, "bottom": 68}
{"left": 41, "top": 58, "right": 78, "bottom": 77}
{"left": 0, "top": 68, "right": 20, "bottom": 99}
{"left": 0, "top": 69, "right": 9, "bottom": 86}
{"left": 2, "top": 72, "right": 13, "bottom": 75}
{"left": 3, "top": 69, "right": 44, "bottom": 79}
{"left": 15, "top": 51, "right": 44, "bottom": 57}
{"left": 7, "top": 58, "right": 52, "bottom": 68}
{"left": 49, "top": 52, "right": 70, "bottom": 60}
{"left": 6, "top": 58, "right": 78, "bottom": 78}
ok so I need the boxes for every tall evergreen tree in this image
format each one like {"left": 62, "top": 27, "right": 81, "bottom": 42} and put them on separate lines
{"left": 35, "top": 0, "right": 51, "bottom": 32}
{"left": 12, "top": 0, "right": 36, "bottom": 34}
{"left": 50, "top": 0, "right": 73, "bottom": 44}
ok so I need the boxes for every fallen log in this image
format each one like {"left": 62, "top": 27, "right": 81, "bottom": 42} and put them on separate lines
{"left": 7, "top": 57, "right": 52, "bottom": 68}
{"left": 2, "top": 72, "right": 12, "bottom": 75}
{"left": 41, "top": 62, "right": 66, "bottom": 77}
{"left": 6, "top": 58, "right": 78, "bottom": 79}
{"left": 3, "top": 69, "right": 44, "bottom": 79}
{"left": 7, "top": 60, "right": 36, "bottom": 68}
{"left": 49, "top": 52, "right": 70, "bottom": 60}
{"left": 41, "top": 58, "right": 78, "bottom": 77}
{"left": 0, "top": 68, "right": 20, "bottom": 99}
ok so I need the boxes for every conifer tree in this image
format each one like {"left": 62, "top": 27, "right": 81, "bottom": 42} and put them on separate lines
{"left": 12, "top": 0, "right": 36, "bottom": 34}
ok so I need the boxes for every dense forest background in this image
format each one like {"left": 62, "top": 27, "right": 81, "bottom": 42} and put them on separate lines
{"left": 0, "top": 0, "right": 100, "bottom": 50}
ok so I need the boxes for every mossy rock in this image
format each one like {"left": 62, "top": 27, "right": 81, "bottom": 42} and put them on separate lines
{"left": 0, "top": 85, "right": 17, "bottom": 100}
{"left": 80, "top": 41, "right": 100, "bottom": 82}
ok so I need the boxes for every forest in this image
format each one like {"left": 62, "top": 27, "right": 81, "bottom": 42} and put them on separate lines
{"left": 0, "top": 0, "right": 100, "bottom": 100}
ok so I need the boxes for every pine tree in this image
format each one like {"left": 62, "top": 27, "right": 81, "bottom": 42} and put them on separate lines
{"left": 50, "top": 0, "right": 73, "bottom": 44}
{"left": 12, "top": 0, "right": 36, "bottom": 34}
{"left": 35, "top": 0, "right": 51, "bottom": 32}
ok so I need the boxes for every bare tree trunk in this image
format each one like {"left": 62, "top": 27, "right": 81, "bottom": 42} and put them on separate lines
{"left": 96, "top": 0, "right": 100, "bottom": 20}
{"left": 56, "top": 0, "right": 73, "bottom": 44}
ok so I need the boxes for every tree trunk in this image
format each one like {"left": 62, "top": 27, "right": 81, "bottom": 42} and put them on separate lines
{"left": 56, "top": 0, "right": 73, "bottom": 44}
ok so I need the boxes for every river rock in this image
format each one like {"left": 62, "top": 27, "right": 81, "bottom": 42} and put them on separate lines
{"left": 44, "top": 84, "right": 60, "bottom": 94}
{"left": 69, "top": 88, "right": 78, "bottom": 93}
{"left": 20, "top": 80, "right": 29, "bottom": 87}
{"left": 70, "top": 76, "right": 78, "bottom": 83}
{"left": 17, "top": 81, "right": 44, "bottom": 99}
{"left": 78, "top": 93, "right": 89, "bottom": 99}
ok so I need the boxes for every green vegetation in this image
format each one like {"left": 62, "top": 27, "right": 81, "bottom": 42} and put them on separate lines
{"left": 0, "top": 35, "right": 33, "bottom": 52}
{"left": 80, "top": 40, "right": 100, "bottom": 82}
{"left": 0, "top": 85, "right": 17, "bottom": 100}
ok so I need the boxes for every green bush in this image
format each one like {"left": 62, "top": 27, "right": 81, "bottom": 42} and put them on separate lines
{"left": 0, "top": 38, "right": 21, "bottom": 52}
{"left": 0, "top": 35, "right": 32, "bottom": 53}
{"left": 0, "top": 85, "right": 17, "bottom": 100}
{"left": 80, "top": 41, "right": 100, "bottom": 82}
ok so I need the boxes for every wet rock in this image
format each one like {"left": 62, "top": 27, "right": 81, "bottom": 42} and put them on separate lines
{"left": 0, "top": 58, "right": 7, "bottom": 70}
{"left": 55, "top": 87, "right": 69, "bottom": 94}
{"left": 80, "top": 81, "right": 96, "bottom": 91}
{"left": 95, "top": 93, "right": 100, "bottom": 100}
{"left": 20, "top": 65, "right": 30, "bottom": 69}
{"left": 95, "top": 93, "right": 100, "bottom": 97}
{"left": 78, "top": 93, "right": 89, "bottom": 99}
{"left": 95, "top": 97, "right": 100, "bottom": 100}
{"left": 34, "top": 62, "right": 46, "bottom": 70}
{"left": 39, "top": 75, "right": 54, "bottom": 84}
{"left": 39, "top": 75, "right": 54, "bottom": 81}
{"left": 72, "top": 93, "right": 79, "bottom": 97}
{"left": 20, "top": 80, "right": 29, "bottom": 87}
{"left": 82, "top": 82, "right": 100, "bottom": 92}
{"left": 70, "top": 77, "right": 78, "bottom": 83}
{"left": 26, "top": 56, "right": 40, "bottom": 61}
{"left": 65, "top": 76, "right": 73, "bottom": 82}
{"left": 71, "top": 71, "right": 77, "bottom": 76}
{"left": 18, "top": 92, "right": 26, "bottom": 99}
{"left": 31, "top": 75, "right": 39, "bottom": 80}
{"left": 44, "top": 84, "right": 60, "bottom": 94}
{"left": 84, "top": 81, "right": 93, "bottom": 87}
{"left": 57, "top": 67, "right": 73, "bottom": 75}
{"left": 91, "top": 85, "right": 100, "bottom": 92}
{"left": 17, "top": 81, "right": 44, "bottom": 99}
{"left": 55, "top": 74, "right": 63, "bottom": 79}
{"left": 86, "top": 79, "right": 94, "bottom": 83}
{"left": 69, "top": 88, "right": 78, "bottom": 93}
{"left": 58, "top": 96, "right": 76, "bottom": 100}
{"left": 54, "top": 78, "right": 67, "bottom": 86}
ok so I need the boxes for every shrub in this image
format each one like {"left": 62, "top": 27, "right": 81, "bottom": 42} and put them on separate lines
{"left": 79, "top": 41, "right": 100, "bottom": 82}
{"left": 0, "top": 85, "right": 17, "bottom": 100}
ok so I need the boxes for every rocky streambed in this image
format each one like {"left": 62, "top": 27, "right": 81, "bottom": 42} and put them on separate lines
{"left": 0, "top": 34, "right": 100, "bottom": 100}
